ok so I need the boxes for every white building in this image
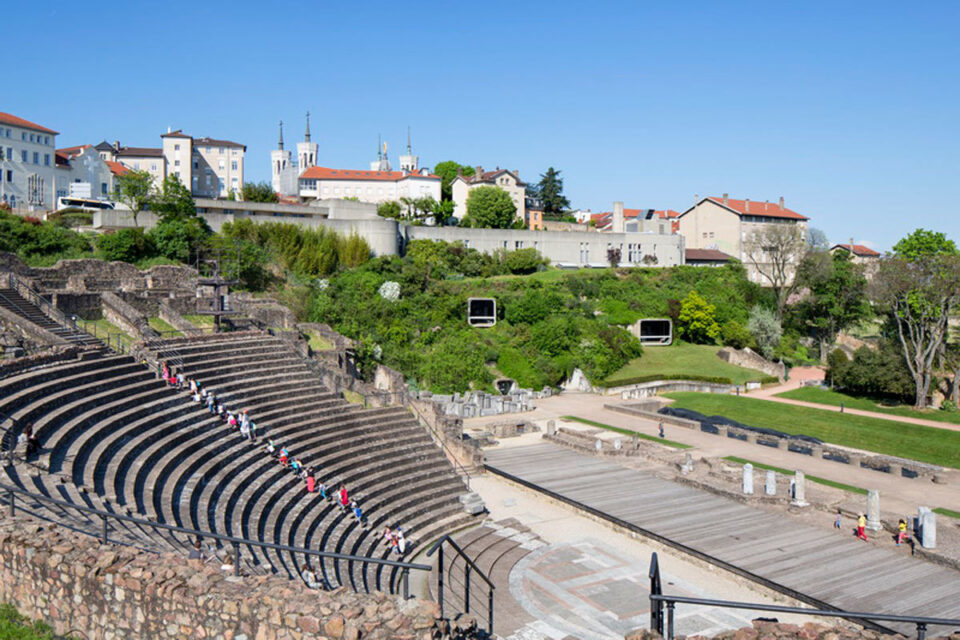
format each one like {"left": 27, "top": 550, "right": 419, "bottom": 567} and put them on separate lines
{"left": 451, "top": 167, "right": 526, "bottom": 223}
{"left": 0, "top": 112, "right": 60, "bottom": 211}
{"left": 98, "top": 129, "right": 246, "bottom": 198}
{"left": 272, "top": 115, "right": 317, "bottom": 197}
{"left": 55, "top": 144, "right": 128, "bottom": 202}
{"left": 298, "top": 166, "right": 440, "bottom": 204}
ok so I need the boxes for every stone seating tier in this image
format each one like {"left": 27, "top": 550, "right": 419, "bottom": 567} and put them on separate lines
{"left": 0, "top": 334, "right": 473, "bottom": 595}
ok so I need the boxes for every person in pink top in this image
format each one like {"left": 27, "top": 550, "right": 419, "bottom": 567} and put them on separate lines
{"left": 305, "top": 472, "right": 316, "bottom": 493}
{"left": 338, "top": 485, "right": 349, "bottom": 510}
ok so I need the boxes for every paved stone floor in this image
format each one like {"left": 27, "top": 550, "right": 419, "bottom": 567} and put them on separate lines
{"left": 507, "top": 538, "right": 765, "bottom": 640}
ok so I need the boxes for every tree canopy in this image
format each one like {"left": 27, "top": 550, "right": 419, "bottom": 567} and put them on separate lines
{"left": 893, "top": 228, "right": 957, "bottom": 260}
{"left": 241, "top": 181, "right": 279, "bottom": 203}
{"left": 433, "top": 161, "right": 475, "bottom": 201}
{"left": 536, "top": 167, "right": 570, "bottom": 216}
{"left": 112, "top": 169, "right": 153, "bottom": 227}
{"left": 463, "top": 186, "right": 517, "bottom": 228}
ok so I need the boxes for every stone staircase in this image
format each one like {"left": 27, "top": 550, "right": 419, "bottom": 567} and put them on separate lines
{"left": 0, "top": 333, "right": 478, "bottom": 594}
{"left": 430, "top": 518, "right": 546, "bottom": 637}
{"left": 0, "top": 287, "right": 101, "bottom": 347}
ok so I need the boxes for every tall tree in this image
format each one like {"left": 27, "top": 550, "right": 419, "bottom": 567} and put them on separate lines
{"left": 463, "top": 186, "right": 516, "bottom": 229}
{"left": 794, "top": 250, "right": 871, "bottom": 362}
{"left": 893, "top": 228, "right": 957, "bottom": 260}
{"left": 873, "top": 252, "right": 960, "bottom": 409}
{"left": 112, "top": 169, "right": 153, "bottom": 227}
{"left": 432, "top": 161, "right": 475, "bottom": 201}
{"left": 806, "top": 227, "right": 829, "bottom": 250}
{"left": 152, "top": 175, "right": 197, "bottom": 222}
{"left": 241, "top": 181, "right": 279, "bottom": 203}
{"left": 744, "top": 223, "right": 807, "bottom": 319}
{"left": 536, "top": 167, "right": 570, "bottom": 216}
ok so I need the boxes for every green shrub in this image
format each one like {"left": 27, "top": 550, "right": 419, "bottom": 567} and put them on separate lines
{"left": 504, "top": 247, "right": 547, "bottom": 274}
{"left": 96, "top": 228, "right": 155, "bottom": 263}
{"left": 721, "top": 320, "right": 754, "bottom": 350}
{"left": 676, "top": 291, "right": 720, "bottom": 344}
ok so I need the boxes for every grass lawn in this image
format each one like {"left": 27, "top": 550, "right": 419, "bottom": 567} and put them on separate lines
{"left": 605, "top": 343, "right": 770, "bottom": 386}
{"left": 776, "top": 387, "right": 960, "bottom": 425}
{"left": 664, "top": 392, "right": 960, "bottom": 469}
{"left": 148, "top": 317, "right": 181, "bottom": 336}
{"left": 934, "top": 507, "right": 960, "bottom": 519}
{"left": 183, "top": 314, "right": 216, "bottom": 328}
{"left": 342, "top": 390, "right": 364, "bottom": 405}
{"left": 561, "top": 415, "right": 692, "bottom": 449}
{"left": 722, "top": 456, "right": 868, "bottom": 495}
{"left": 86, "top": 318, "right": 135, "bottom": 352}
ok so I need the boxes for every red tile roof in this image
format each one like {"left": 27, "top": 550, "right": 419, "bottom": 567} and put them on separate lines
{"left": 194, "top": 136, "right": 245, "bottom": 150}
{"left": 116, "top": 147, "right": 163, "bottom": 158}
{"left": 0, "top": 112, "right": 59, "bottom": 135}
{"left": 685, "top": 248, "right": 734, "bottom": 262}
{"left": 704, "top": 196, "right": 808, "bottom": 221}
{"left": 456, "top": 168, "right": 526, "bottom": 187}
{"left": 832, "top": 243, "right": 880, "bottom": 257}
{"left": 56, "top": 144, "right": 92, "bottom": 159}
{"left": 106, "top": 160, "right": 130, "bottom": 176}
{"left": 300, "top": 166, "right": 439, "bottom": 182}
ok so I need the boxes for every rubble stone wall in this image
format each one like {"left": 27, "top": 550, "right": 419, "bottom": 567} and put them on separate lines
{"left": 0, "top": 516, "right": 445, "bottom": 640}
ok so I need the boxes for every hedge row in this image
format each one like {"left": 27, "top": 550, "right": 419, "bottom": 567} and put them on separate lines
{"left": 599, "top": 373, "right": 779, "bottom": 388}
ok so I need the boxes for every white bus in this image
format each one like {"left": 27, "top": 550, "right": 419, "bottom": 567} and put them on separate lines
{"left": 55, "top": 196, "right": 116, "bottom": 212}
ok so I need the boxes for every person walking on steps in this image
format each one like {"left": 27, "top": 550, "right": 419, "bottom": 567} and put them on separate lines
{"left": 834, "top": 510, "right": 842, "bottom": 529}
{"left": 856, "top": 514, "right": 868, "bottom": 541}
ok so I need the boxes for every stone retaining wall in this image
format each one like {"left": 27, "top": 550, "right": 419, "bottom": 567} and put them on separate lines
{"left": 0, "top": 252, "right": 197, "bottom": 292}
{"left": 159, "top": 300, "right": 202, "bottom": 336}
{"left": 0, "top": 345, "right": 83, "bottom": 379}
{"left": 0, "top": 515, "right": 447, "bottom": 640}
{"left": 0, "top": 304, "right": 69, "bottom": 350}
{"left": 626, "top": 619, "right": 959, "bottom": 640}
{"left": 101, "top": 292, "right": 154, "bottom": 340}
{"left": 717, "top": 346, "right": 786, "bottom": 380}
{"left": 608, "top": 380, "right": 735, "bottom": 398}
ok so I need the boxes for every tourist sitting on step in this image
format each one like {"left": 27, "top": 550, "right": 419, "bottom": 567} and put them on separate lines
{"left": 338, "top": 484, "right": 349, "bottom": 511}
{"left": 278, "top": 447, "right": 289, "bottom": 467}
{"left": 217, "top": 402, "right": 227, "bottom": 420}
{"left": 395, "top": 528, "right": 407, "bottom": 556}
{"left": 290, "top": 458, "right": 303, "bottom": 475}
{"left": 227, "top": 412, "right": 238, "bottom": 430}
{"left": 240, "top": 409, "right": 250, "bottom": 431}
{"left": 239, "top": 420, "right": 250, "bottom": 441}
{"left": 189, "top": 378, "right": 197, "bottom": 394}
{"left": 220, "top": 553, "right": 235, "bottom": 573}
{"left": 301, "top": 563, "right": 322, "bottom": 589}
{"left": 192, "top": 383, "right": 202, "bottom": 404}
{"left": 382, "top": 526, "right": 395, "bottom": 550}
{"left": 264, "top": 439, "right": 277, "bottom": 457}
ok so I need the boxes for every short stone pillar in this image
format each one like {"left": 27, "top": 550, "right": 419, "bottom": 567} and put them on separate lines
{"left": 595, "top": 439, "right": 602, "bottom": 453}
{"left": 765, "top": 470, "right": 776, "bottom": 495}
{"left": 742, "top": 463, "right": 754, "bottom": 495}
{"left": 681, "top": 452, "right": 694, "bottom": 475}
{"left": 866, "top": 490, "right": 882, "bottom": 532}
{"left": 791, "top": 471, "right": 808, "bottom": 506}
{"left": 632, "top": 434, "right": 639, "bottom": 450}
{"left": 715, "top": 425, "right": 728, "bottom": 438}
{"left": 614, "top": 438, "right": 622, "bottom": 451}
{"left": 745, "top": 433, "right": 758, "bottom": 445}
{"left": 546, "top": 420, "right": 556, "bottom": 436}
{"left": 887, "top": 463, "right": 902, "bottom": 477}
{"left": 810, "top": 445, "right": 823, "bottom": 459}
{"left": 918, "top": 507, "right": 937, "bottom": 549}
{"left": 847, "top": 453, "right": 862, "bottom": 469}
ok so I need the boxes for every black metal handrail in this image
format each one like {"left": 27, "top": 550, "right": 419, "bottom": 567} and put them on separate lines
{"left": 1, "top": 481, "right": 430, "bottom": 596}
{"left": 648, "top": 552, "right": 960, "bottom": 640}
{"left": 427, "top": 534, "right": 495, "bottom": 634}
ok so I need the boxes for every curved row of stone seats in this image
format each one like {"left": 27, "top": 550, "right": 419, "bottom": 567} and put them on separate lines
{"left": 1, "top": 333, "right": 475, "bottom": 595}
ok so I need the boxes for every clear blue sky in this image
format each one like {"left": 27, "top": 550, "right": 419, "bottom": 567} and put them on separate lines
{"left": 8, "top": 1, "right": 958, "bottom": 250}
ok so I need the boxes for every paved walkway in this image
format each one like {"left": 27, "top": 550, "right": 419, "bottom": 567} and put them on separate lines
{"left": 747, "top": 366, "right": 960, "bottom": 433}
{"left": 485, "top": 442, "right": 960, "bottom": 636}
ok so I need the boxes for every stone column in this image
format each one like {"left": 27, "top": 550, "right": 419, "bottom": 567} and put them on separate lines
{"left": 742, "top": 463, "right": 754, "bottom": 495}
{"left": 887, "top": 463, "right": 902, "bottom": 477}
{"left": 810, "top": 445, "right": 823, "bottom": 459}
{"left": 715, "top": 425, "right": 728, "bottom": 438}
{"left": 745, "top": 433, "right": 758, "bottom": 445}
{"left": 765, "top": 470, "right": 776, "bottom": 495}
{"left": 847, "top": 453, "right": 862, "bottom": 469}
{"left": 866, "top": 490, "right": 881, "bottom": 531}
{"left": 546, "top": 420, "right": 556, "bottom": 436}
{"left": 918, "top": 507, "right": 937, "bottom": 549}
{"left": 791, "top": 471, "right": 808, "bottom": 506}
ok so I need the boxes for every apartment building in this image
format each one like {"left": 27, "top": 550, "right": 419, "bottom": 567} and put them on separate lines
{"left": 451, "top": 167, "right": 526, "bottom": 223}
{"left": 0, "top": 112, "right": 60, "bottom": 211}
{"left": 298, "top": 167, "right": 441, "bottom": 204}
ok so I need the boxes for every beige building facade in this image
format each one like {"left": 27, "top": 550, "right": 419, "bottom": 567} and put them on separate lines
{"left": 676, "top": 195, "right": 809, "bottom": 283}
{"left": 451, "top": 167, "right": 526, "bottom": 223}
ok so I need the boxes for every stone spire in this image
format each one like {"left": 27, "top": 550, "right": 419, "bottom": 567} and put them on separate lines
{"left": 406, "top": 126, "right": 412, "bottom": 155}
{"left": 377, "top": 134, "right": 382, "bottom": 160}
{"left": 304, "top": 111, "right": 311, "bottom": 143}
{"left": 278, "top": 120, "right": 284, "bottom": 150}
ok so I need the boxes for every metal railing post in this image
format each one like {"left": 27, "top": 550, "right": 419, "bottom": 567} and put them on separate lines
{"left": 464, "top": 564, "right": 471, "bottom": 613}
{"left": 917, "top": 623, "right": 927, "bottom": 640}
{"left": 101, "top": 514, "right": 109, "bottom": 544}
{"left": 437, "top": 544, "right": 445, "bottom": 620}
{"left": 233, "top": 542, "right": 240, "bottom": 577}
{"left": 666, "top": 601, "right": 675, "bottom": 640}
{"left": 402, "top": 567, "right": 410, "bottom": 600}
{"left": 7, "top": 489, "right": 14, "bottom": 516}
{"left": 649, "top": 552, "right": 663, "bottom": 635}
{"left": 487, "top": 586, "right": 494, "bottom": 635}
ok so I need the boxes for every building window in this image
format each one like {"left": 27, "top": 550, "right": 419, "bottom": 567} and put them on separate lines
{"left": 44, "top": 136, "right": 50, "bottom": 145}
{"left": 219, "top": 147, "right": 224, "bottom": 154}
{"left": 231, "top": 161, "right": 238, "bottom": 171}
{"left": 101, "top": 183, "right": 108, "bottom": 195}
{"left": 27, "top": 173, "right": 44, "bottom": 205}
{"left": 21, "top": 150, "right": 27, "bottom": 162}
{"left": 174, "top": 144, "right": 180, "bottom": 151}
{"left": 33, "top": 152, "right": 39, "bottom": 164}
{"left": 21, "top": 132, "right": 26, "bottom": 141}
{"left": 5, "top": 170, "right": 11, "bottom": 182}
{"left": 134, "top": 162, "right": 140, "bottom": 169}
{"left": 515, "top": 241, "right": 523, "bottom": 249}
{"left": 193, "top": 161, "right": 199, "bottom": 169}
{"left": 218, "top": 160, "right": 225, "bottom": 170}
{"left": 175, "top": 160, "right": 180, "bottom": 167}
{"left": 44, "top": 154, "right": 50, "bottom": 166}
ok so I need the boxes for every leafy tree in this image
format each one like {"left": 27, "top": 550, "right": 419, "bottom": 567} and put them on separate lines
{"left": 721, "top": 320, "right": 755, "bottom": 350}
{"left": 213, "top": 235, "right": 271, "bottom": 291}
{"left": 95, "top": 228, "right": 155, "bottom": 263}
{"left": 893, "top": 228, "right": 957, "bottom": 260}
{"left": 241, "top": 181, "right": 279, "bottom": 203}
{"left": 377, "top": 201, "right": 402, "bottom": 219}
{"left": 147, "top": 216, "right": 211, "bottom": 264}
{"left": 744, "top": 223, "right": 807, "bottom": 319}
{"left": 829, "top": 343, "right": 914, "bottom": 401}
{"left": 676, "top": 291, "right": 721, "bottom": 344}
{"left": 874, "top": 252, "right": 960, "bottom": 408}
{"left": 939, "top": 341, "right": 960, "bottom": 406}
{"left": 794, "top": 250, "right": 871, "bottom": 362}
{"left": 433, "top": 161, "right": 475, "bottom": 201}
{"left": 536, "top": 167, "right": 570, "bottom": 216}
{"left": 504, "top": 248, "right": 548, "bottom": 275}
{"left": 112, "top": 169, "right": 153, "bottom": 227}
{"left": 747, "top": 305, "right": 782, "bottom": 359}
{"left": 152, "top": 175, "right": 197, "bottom": 222}
{"left": 340, "top": 232, "right": 371, "bottom": 268}
{"left": 607, "top": 247, "right": 621, "bottom": 268}
{"left": 806, "top": 227, "right": 829, "bottom": 250}
{"left": 463, "top": 186, "right": 517, "bottom": 229}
